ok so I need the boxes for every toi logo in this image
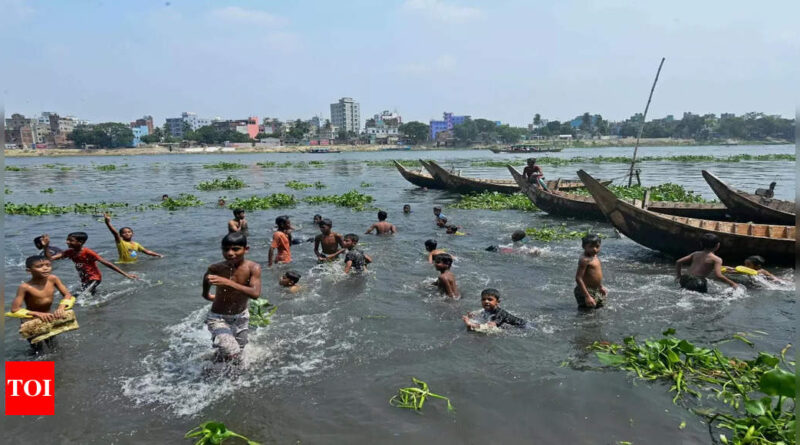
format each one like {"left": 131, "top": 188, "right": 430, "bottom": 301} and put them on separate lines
{"left": 5, "top": 361, "right": 55, "bottom": 415}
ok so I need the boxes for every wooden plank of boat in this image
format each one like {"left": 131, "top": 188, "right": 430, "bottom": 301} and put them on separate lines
{"left": 577, "top": 169, "right": 795, "bottom": 265}
{"left": 508, "top": 166, "right": 730, "bottom": 221}
{"left": 393, "top": 160, "right": 443, "bottom": 189}
{"left": 702, "top": 170, "right": 795, "bottom": 225}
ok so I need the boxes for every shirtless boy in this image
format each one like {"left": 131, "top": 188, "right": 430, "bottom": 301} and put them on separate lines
{"left": 575, "top": 234, "right": 607, "bottom": 308}
{"left": 425, "top": 239, "right": 447, "bottom": 264}
{"left": 202, "top": 232, "right": 262, "bottom": 362}
{"left": 432, "top": 253, "right": 459, "bottom": 299}
{"left": 228, "top": 209, "right": 249, "bottom": 236}
{"left": 675, "top": 233, "right": 737, "bottom": 293}
{"left": 314, "top": 218, "right": 344, "bottom": 261}
{"left": 365, "top": 210, "right": 397, "bottom": 235}
{"left": 279, "top": 270, "right": 302, "bottom": 293}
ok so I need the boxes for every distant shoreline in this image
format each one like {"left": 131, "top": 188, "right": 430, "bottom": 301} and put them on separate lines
{"left": 4, "top": 138, "right": 790, "bottom": 158}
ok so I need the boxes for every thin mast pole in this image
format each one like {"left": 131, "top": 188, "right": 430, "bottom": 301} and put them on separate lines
{"left": 627, "top": 57, "right": 665, "bottom": 187}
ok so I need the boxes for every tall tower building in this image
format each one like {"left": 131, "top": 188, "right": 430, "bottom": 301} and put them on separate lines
{"left": 330, "top": 97, "right": 360, "bottom": 134}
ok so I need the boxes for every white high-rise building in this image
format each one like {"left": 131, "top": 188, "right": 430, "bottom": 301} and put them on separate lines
{"left": 330, "top": 97, "right": 360, "bottom": 134}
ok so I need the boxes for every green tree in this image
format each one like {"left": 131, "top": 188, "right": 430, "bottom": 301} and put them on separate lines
{"left": 68, "top": 123, "right": 134, "bottom": 148}
{"left": 288, "top": 119, "right": 310, "bottom": 141}
{"left": 399, "top": 121, "right": 430, "bottom": 145}
{"left": 580, "top": 112, "right": 592, "bottom": 133}
{"left": 533, "top": 113, "right": 541, "bottom": 126}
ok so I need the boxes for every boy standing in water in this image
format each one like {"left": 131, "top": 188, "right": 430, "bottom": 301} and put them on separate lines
{"left": 340, "top": 233, "right": 372, "bottom": 274}
{"left": 40, "top": 232, "right": 137, "bottom": 295}
{"left": 268, "top": 215, "right": 292, "bottom": 267}
{"left": 104, "top": 213, "right": 164, "bottom": 263}
{"left": 675, "top": 233, "right": 738, "bottom": 293}
{"left": 314, "top": 218, "right": 344, "bottom": 261}
{"left": 203, "top": 232, "right": 262, "bottom": 362}
{"left": 574, "top": 234, "right": 607, "bottom": 308}
{"left": 432, "top": 253, "right": 459, "bottom": 299}
{"left": 228, "top": 209, "right": 248, "bottom": 236}
{"left": 365, "top": 210, "right": 397, "bottom": 235}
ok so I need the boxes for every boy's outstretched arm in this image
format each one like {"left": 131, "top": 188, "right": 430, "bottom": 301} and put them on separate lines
{"left": 674, "top": 253, "right": 692, "bottom": 280}
{"left": 103, "top": 213, "right": 122, "bottom": 243}
{"left": 97, "top": 255, "right": 138, "bottom": 280}
{"left": 40, "top": 234, "right": 65, "bottom": 260}
{"left": 140, "top": 246, "right": 163, "bottom": 258}
{"left": 202, "top": 270, "right": 215, "bottom": 301}
{"left": 363, "top": 253, "right": 373, "bottom": 264}
{"left": 206, "top": 263, "right": 262, "bottom": 299}
{"left": 575, "top": 257, "right": 595, "bottom": 307}
{"left": 267, "top": 246, "right": 274, "bottom": 267}
{"left": 365, "top": 224, "right": 376, "bottom": 234}
{"left": 713, "top": 259, "right": 738, "bottom": 288}
{"left": 344, "top": 260, "right": 353, "bottom": 274}
{"left": 313, "top": 235, "right": 322, "bottom": 258}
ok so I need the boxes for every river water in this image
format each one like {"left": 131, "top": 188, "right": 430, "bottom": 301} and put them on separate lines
{"left": 3, "top": 145, "right": 795, "bottom": 444}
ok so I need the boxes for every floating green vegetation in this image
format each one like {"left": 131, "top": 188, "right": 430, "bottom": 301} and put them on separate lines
{"left": 303, "top": 190, "right": 374, "bottom": 210}
{"left": 42, "top": 164, "right": 59, "bottom": 169}
{"left": 184, "top": 421, "right": 259, "bottom": 445}
{"left": 308, "top": 160, "right": 325, "bottom": 166}
{"left": 60, "top": 166, "right": 73, "bottom": 171}
{"left": 95, "top": 164, "right": 117, "bottom": 171}
{"left": 5, "top": 165, "right": 27, "bottom": 171}
{"left": 451, "top": 192, "right": 537, "bottom": 211}
{"left": 249, "top": 300, "right": 277, "bottom": 328}
{"left": 256, "top": 161, "right": 276, "bottom": 168}
{"left": 471, "top": 153, "right": 795, "bottom": 168}
{"left": 277, "top": 161, "right": 294, "bottom": 168}
{"left": 40, "top": 188, "right": 55, "bottom": 194}
{"left": 203, "top": 162, "right": 247, "bottom": 170}
{"left": 591, "top": 329, "right": 796, "bottom": 445}
{"left": 197, "top": 176, "right": 246, "bottom": 191}
{"left": 390, "top": 378, "right": 454, "bottom": 413}
{"left": 229, "top": 193, "right": 297, "bottom": 211}
{"left": 285, "top": 180, "right": 313, "bottom": 190}
{"left": 313, "top": 181, "right": 326, "bottom": 189}
{"left": 4, "top": 188, "right": 11, "bottom": 194}
{"left": 360, "top": 182, "right": 373, "bottom": 188}
{"left": 160, "top": 193, "right": 203, "bottom": 210}
{"left": 365, "top": 159, "right": 423, "bottom": 168}
{"left": 525, "top": 224, "right": 602, "bottom": 242}
{"left": 4, "top": 202, "right": 129, "bottom": 216}
{"left": 571, "top": 184, "right": 707, "bottom": 203}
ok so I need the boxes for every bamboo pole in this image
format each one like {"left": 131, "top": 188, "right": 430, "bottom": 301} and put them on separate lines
{"left": 627, "top": 57, "right": 666, "bottom": 187}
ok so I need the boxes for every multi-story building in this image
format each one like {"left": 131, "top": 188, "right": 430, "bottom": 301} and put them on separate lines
{"left": 330, "top": 97, "right": 361, "bottom": 134}
{"left": 4, "top": 114, "right": 34, "bottom": 148}
{"left": 365, "top": 110, "right": 402, "bottom": 143}
{"left": 130, "top": 116, "right": 154, "bottom": 134}
{"left": 165, "top": 118, "right": 185, "bottom": 138}
{"left": 165, "top": 112, "right": 212, "bottom": 138}
{"left": 429, "top": 112, "right": 469, "bottom": 141}
{"left": 131, "top": 126, "right": 149, "bottom": 147}
{"left": 318, "top": 123, "right": 339, "bottom": 141}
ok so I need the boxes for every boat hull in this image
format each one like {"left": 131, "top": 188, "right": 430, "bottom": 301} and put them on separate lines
{"left": 702, "top": 170, "right": 795, "bottom": 225}
{"left": 393, "top": 161, "right": 443, "bottom": 189}
{"left": 424, "top": 160, "right": 590, "bottom": 194}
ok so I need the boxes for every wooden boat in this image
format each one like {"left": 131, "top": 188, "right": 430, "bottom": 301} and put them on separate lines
{"left": 702, "top": 170, "right": 794, "bottom": 225}
{"left": 577, "top": 170, "right": 795, "bottom": 265}
{"left": 393, "top": 160, "right": 444, "bottom": 189}
{"left": 508, "top": 166, "right": 732, "bottom": 221}
{"left": 422, "top": 160, "right": 590, "bottom": 194}
{"left": 489, "top": 142, "right": 564, "bottom": 154}
{"left": 307, "top": 148, "right": 341, "bottom": 153}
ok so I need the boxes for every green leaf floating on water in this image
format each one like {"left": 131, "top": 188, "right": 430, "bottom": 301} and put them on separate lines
{"left": 303, "top": 190, "right": 374, "bottom": 211}
{"left": 229, "top": 194, "right": 297, "bottom": 211}
{"left": 285, "top": 180, "right": 313, "bottom": 190}
{"left": 184, "top": 421, "right": 259, "bottom": 445}
{"left": 759, "top": 368, "right": 795, "bottom": 398}
{"left": 390, "top": 377, "right": 454, "bottom": 413}
{"left": 248, "top": 300, "right": 277, "bottom": 328}
{"left": 525, "top": 225, "right": 602, "bottom": 242}
{"left": 203, "top": 162, "right": 247, "bottom": 170}
{"left": 197, "top": 176, "right": 246, "bottom": 191}
{"left": 451, "top": 192, "right": 537, "bottom": 211}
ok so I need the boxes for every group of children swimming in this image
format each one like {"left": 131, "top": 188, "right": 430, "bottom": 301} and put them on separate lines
{"left": 8, "top": 201, "right": 782, "bottom": 361}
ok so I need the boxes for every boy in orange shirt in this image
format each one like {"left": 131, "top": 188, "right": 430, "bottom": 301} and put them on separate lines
{"left": 268, "top": 215, "right": 292, "bottom": 266}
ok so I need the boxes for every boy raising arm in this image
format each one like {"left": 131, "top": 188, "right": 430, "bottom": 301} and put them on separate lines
{"left": 104, "top": 213, "right": 163, "bottom": 262}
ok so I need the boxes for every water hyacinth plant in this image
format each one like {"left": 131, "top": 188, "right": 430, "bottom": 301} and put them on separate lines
{"left": 229, "top": 194, "right": 297, "bottom": 211}
{"left": 571, "top": 183, "right": 707, "bottom": 203}
{"left": 184, "top": 421, "right": 259, "bottom": 445}
{"left": 248, "top": 300, "right": 277, "bottom": 328}
{"left": 470, "top": 154, "right": 795, "bottom": 168}
{"left": 196, "top": 176, "right": 246, "bottom": 191}
{"left": 161, "top": 194, "right": 203, "bottom": 210}
{"left": 360, "top": 182, "right": 373, "bottom": 188}
{"left": 285, "top": 180, "right": 313, "bottom": 190}
{"left": 313, "top": 181, "right": 327, "bottom": 189}
{"left": 5, "top": 187, "right": 12, "bottom": 194}
{"left": 203, "top": 162, "right": 247, "bottom": 170}
{"left": 390, "top": 378, "right": 454, "bottom": 413}
{"left": 590, "top": 329, "right": 796, "bottom": 445}
{"left": 303, "top": 190, "right": 374, "bottom": 210}
{"left": 525, "top": 225, "right": 602, "bottom": 242}
{"left": 40, "top": 187, "right": 55, "bottom": 193}
{"left": 451, "top": 192, "right": 537, "bottom": 211}
{"left": 256, "top": 161, "right": 276, "bottom": 168}
{"left": 5, "top": 201, "right": 129, "bottom": 216}
{"left": 5, "top": 165, "right": 27, "bottom": 171}
{"left": 95, "top": 164, "right": 117, "bottom": 171}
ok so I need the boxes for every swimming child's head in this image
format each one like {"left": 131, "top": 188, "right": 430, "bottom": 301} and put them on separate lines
{"left": 280, "top": 270, "right": 301, "bottom": 286}
{"left": 25, "top": 255, "right": 52, "bottom": 277}
{"left": 218, "top": 198, "right": 226, "bottom": 206}
{"left": 700, "top": 233, "right": 720, "bottom": 251}
{"left": 433, "top": 253, "right": 453, "bottom": 270}
{"left": 744, "top": 255, "right": 765, "bottom": 269}
{"left": 436, "top": 217, "right": 448, "bottom": 227}
{"left": 480, "top": 288, "right": 501, "bottom": 310}
{"left": 162, "top": 194, "right": 169, "bottom": 201}
{"left": 220, "top": 232, "right": 249, "bottom": 261}
{"left": 66, "top": 231, "right": 88, "bottom": 248}
{"left": 424, "top": 239, "right": 438, "bottom": 252}
{"left": 33, "top": 236, "right": 45, "bottom": 249}
{"left": 233, "top": 208, "right": 245, "bottom": 219}
{"left": 275, "top": 215, "right": 291, "bottom": 230}
{"left": 581, "top": 234, "right": 601, "bottom": 255}
{"left": 119, "top": 226, "right": 134, "bottom": 241}
{"left": 433, "top": 206, "right": 442, "bottom": 216}
{"left": 343, "top": 233, "right": 359, "bottom": 248}
{"left": 527, "top": 158, "right": 536, "bottom": 166}
{"left": 377, "top": 210, "right": 388, "bottom": 221}
{"left": 403, "top": 204, "right": 411, "bottom": 213}
{"left": 313, "top": 214, "right": 322, "bottom": 225}
{"left": 445, "top": 225, "right": 458, "bottom": 234}
{"left": 511, "top": 230, "right": 527, "bottom": 242}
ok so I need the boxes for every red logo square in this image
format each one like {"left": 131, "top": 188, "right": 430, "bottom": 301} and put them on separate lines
{"left": 5, "top": 361, "right": 55, "bottom": 415}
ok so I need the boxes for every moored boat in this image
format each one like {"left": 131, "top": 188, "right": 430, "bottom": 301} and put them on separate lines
{"left": 577, "top": 170, "right": 795, "bottom": 265}
{"left": 393, "top": 160, "right": 444, "bottom": 189}
{"left": 489, "top": 142, "right": 564, "bottom": 154}
{"left": 702, "top": 170, "right": 795, "bottom": 225}
{"left": 508, "top": 166, "right": 732, "bottom": 221}
{"left": 423, "top": 160, "right": 589, "bottom": 194}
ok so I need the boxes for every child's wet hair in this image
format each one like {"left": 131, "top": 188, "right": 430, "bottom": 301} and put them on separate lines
{"left": 581, "top": 234, "right": 601, "bottom": 247}
{"left": 67, "top": 231, "right": 89, "bottom": 243}
{"left": 221, "top": 232, "right": 248, "bottom": 248}
{"left": 700, "top": 233, "right": 719, "bottom": 249}
{"left": 377, "top": 210, "right": 388, "bottom": 221}
{"left": 344, "top": 233, "right": 359, "bottom": 243}
{"left": 745, "top": 255, "right": 765, "bottom": 267}
{"left": 511, "top": 230, "right": 526, "bottom": 241}
{"left": 320, "top": 218, "right": 332, "bottom": 227}
{"left": 275, "top": 215, "right": 290, "bottom": 228}
{"left": 481, "top": 288, "right": 500, "bottom": 300}
{"left": 33, "top": 236, "right": 45, "bottom": 249}
{"left": 284, "top": 270, "right": 301, "bottom": 284}
{"left": 527, "top": 158, "right": 536, "bottom": 164}
{"left": 233, "top": 208, "right": 245, "bottom": 216}
{"left": 25, "top": 255, "right": 48, "bottom": 269}
{"left": 119, "top": 226, "right": 133, "bottom": 235}
{"left": 433, "top": 206, "right": 441, "bottom": 211}
{"left": 424, "top": 239, "right": 437, "bottom": 251}
{"left": 445, "top": 225, "right": 458, "bottom": 233}
{"left": 433, "top": 253, "right": 453, "bottom": 266}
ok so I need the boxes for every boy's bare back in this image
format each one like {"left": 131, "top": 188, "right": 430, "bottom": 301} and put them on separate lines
{"left": 367, "top": 221, "right": 397, "bottom": 235}
{"left": 687, "top": 251, "right": 720, "bottom": 277}
{"left": 205, "top": 259, "right": 261, "bottom": 315}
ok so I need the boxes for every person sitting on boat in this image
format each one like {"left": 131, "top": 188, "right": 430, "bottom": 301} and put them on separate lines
{"left": 522, "top": 158, "right": 547, "bottom": 189}
{"left": 675, "top": 233, "right": 738, "bottom": 293}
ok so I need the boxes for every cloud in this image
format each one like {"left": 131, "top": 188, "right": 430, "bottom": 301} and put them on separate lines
{"left": 398, "top": 54, "right": 457, "bottom": 75}
{"left": 208, "top": 6, "right": 288, "bottom": 27}
{"left": 402, "top": 0, "right": 483, "bottom": 23}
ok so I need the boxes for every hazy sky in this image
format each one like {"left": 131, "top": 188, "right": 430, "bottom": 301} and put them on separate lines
{"left": 2, "top": 0, "right": 797, "bottom": 126}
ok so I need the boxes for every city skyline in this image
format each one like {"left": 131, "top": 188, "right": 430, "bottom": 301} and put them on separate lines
{"left": 2, "top": 0, "right": 797, "bottom": 126}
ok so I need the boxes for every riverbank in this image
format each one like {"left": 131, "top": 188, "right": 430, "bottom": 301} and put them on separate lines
{"left": 4, "top": 138, "right": 790, "bottom": 157}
